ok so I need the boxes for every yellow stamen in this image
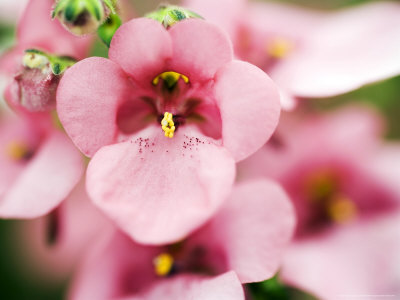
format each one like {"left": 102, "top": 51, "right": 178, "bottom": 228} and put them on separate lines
{"left": 161, "top": 112, "right": 175, "bottom": 138}
{"left": 152, "top": 71, "right": 189, "bottom": 88}
{"left": 327, "top": 195, "right": 358, "bottom": 224}
{"left": 266, "top": 37, "right": 294, "bottom": 59}
{"left": 22, "top": 52, "right": 49, "bottom": 72}
{"left": 5, "top": 141, "right": 30, "bottom": 161}
{"left": 153, "top": 253, "right": 174, "bottom": 276}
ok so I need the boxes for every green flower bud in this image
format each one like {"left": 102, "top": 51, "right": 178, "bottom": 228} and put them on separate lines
{"left": 8, "top": 49, "right": 76, "bottom": 112}
{"left": 52, "top": 0, "right": 117, "bottom": 36}
{"left": 145, "top": 5, "right": 203, "bottom": 28}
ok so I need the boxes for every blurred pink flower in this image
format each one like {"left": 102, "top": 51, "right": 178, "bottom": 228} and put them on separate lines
{"left": 185, "top": 0, "right": 400, "bottom": 108}
{"left": 11, "top": 179, "right": 111, "bottom": 284}
{"left": 0, "top": 0, "right": 93, "bottom": 113}
{"left": 238, "top": 105, "right": 400, "bottom": 297}
{"left": 0, "top": 108, "right": 83, "bottom": 218}
{"left": 68, "top": 180, "right": 295, "bottom": 300}
{"left": 57, "top": 17, "right": 281, "bottom": 245}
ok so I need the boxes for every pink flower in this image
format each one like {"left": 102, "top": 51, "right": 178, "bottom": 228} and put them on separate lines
{"left": 0, "top": 109, "right": 84, "bottom": 218}
{"left": 185, "top": 0, "right": 400, "bottom": 107}
{"left": 57, "top": 17, "right": 281, "bottom": 244}
{"left": 238, "top": 105, "right": 400, "bottom": 297}
{"left": 68, "top": 180, "right": 295, "bottom": 300}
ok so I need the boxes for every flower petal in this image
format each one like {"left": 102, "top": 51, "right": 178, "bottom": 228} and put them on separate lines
{"left": 86, "top": 125, "right": 235, "bottom": 245}
{"left": 125, "top": 272, "right": 244, "bottom": 300}
{"left": 184, "top": 0, "right": 246, "bottom": 38}
{"left": 191, "top": 180, "right": 295, "bottom": 283}
{"left": 0, "top": 130, "right": 84, "bottom": 218}
{"left": 168, "top": 19, "right": 233, "bottom": 83}
{"left": 109, "top": 18, "right": 172, "bottom": 84}
{"left": 272, "top": 1, "right": 400, "bottom": 97}
{"left": 214, "top": 60, "right": 280, "bottom": 161}
{"left": 281, "top": 212, "right": 400, "bottom": 299}
{"left": 57, "top": 57, "right": 133, "bottom": 157}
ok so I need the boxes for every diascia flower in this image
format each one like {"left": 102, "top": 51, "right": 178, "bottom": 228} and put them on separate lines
{"left": 238, "top": 106, "right": 400, "bottom": 298}
{"left": 57, "top": 17, "right": 281, "bottom": 244}
{"left": 68, "top": 180, "right": 295, "bottom": 300}
{"left": 185, "top": 0, "right": 400, "bottom": 108}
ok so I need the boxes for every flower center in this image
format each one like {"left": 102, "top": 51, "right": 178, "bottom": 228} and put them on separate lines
{"left": 152, "top": 71, "right": 189, "bottom": 90}
{"left": 305, "top": 169, "right": 358, "bottom": 224}
{"left": 161, "top": 112, "right": 176, "bottom": 138}
{"left": 153, "top": 252, "right": 175, "bottom": 277}
{"left": 266, "top": 37, "right": 293, "bottom": 59}
{"left": 5, "top": 140, "right": 33, "bottom": 161}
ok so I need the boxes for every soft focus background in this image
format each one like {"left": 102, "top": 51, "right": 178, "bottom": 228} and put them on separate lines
{"left": 0, "top": 0, "right": 399, "bottom": 299}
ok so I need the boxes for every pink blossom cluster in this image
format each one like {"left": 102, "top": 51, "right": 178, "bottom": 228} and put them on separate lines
{"left": 0, "top": 0, "right": 399, "bottom": 299}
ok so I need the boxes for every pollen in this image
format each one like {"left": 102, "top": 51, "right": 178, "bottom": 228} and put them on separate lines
{"left": 152, "top": 71, "right": 189, "bottom": 88}
{"left": 153, "top": 253, "right": 174, "bottom": 276}
{"left": 22, "top": 52, "right": 49, "bottom": 72}
{"left": 5, "top": 141, "right": 31, "bottom": 161}
{"left": 327, "top": 195, "right": 358, "bottom": 224}
{"left": 266, "top": 37, "right": 294, "bottom": 59}
{"left": 161, "top": 112, "right": 175, "bottom": 138}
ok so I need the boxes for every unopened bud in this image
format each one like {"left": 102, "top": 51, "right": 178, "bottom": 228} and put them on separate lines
{"left": 52, "top": 0, "right": 117, "bottom": 36}
{"left": 146, "top": 5, "right": 203, "bottom": 28}
{"left": 6, "top": 49, "right": 75, "bottom": 112}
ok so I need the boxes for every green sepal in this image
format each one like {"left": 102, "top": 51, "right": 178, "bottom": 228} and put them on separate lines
{"left": 24, "top": 49, "right": 76, "bottom": 76}
{"left": 145, "top": 5, "right": 203, "bottom": 28}
{"left": 49, "top": 55, "right": 76, "bottom": 75}
{"left": 97, "top": 13, "right": 122, "bottom": 47}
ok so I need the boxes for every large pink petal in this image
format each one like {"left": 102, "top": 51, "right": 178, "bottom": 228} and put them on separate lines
{"left": 281, "top": 212, "right": 400, "bottom": 299}
{"left": 272, "top": 1, "right": 400, "bottom": 97}
{"left": 168, "top": 19, "right": 233, "bottom": 83}
{"left": 109, "top": 18, "right": 172, "bottom": 84}
{"left": 57, "top": 57, "right": 134, "bottom": 157}
{"left": 214, "top": 60, "right": 280, "bottom": 161}
{"left": 17, "top": 0, "right": 92, "bottom": 59}
{"left": 0, "top": 129, "right": 84, "bottom": 218}
{"left": 191, "top": 180, "right": 295, "bottom": 283}
{"left": 86, "top": 125, "right": 235, "bottom": 245}
{"left": 125, "top": 272, "right": 244, "bottom": 300}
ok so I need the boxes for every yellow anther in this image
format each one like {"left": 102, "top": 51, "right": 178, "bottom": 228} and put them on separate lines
{"left": 153, "top": 253, "right": 174, "bottom": 276}
{"left": 327, "top": 196, "right": 358, "bottom": 224}
{"left": 5, "top": 141, "right": 30, "bottom": 161}
{"left": 266, "top": 37, "right": 294, "bottom": 59}
{"left": 161, "top": 112, "right": 175, "bottom": 138}
{"left": 22, "top": 52, "right": 50, "bottom": 72}
{"left": 152, "top": 71, "right": 189, "bottom": 88}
